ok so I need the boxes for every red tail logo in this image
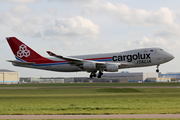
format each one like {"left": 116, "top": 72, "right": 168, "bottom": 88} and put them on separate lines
{"left": 17, "top": 44, "right": 30, "bottom": 58}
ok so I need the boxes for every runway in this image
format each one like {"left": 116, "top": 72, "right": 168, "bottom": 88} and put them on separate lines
{"left": 1, "top": 114, "right": 180, "bottom": 119}
{"left": 0, "top": 86, "right": 180, "bottom": 89}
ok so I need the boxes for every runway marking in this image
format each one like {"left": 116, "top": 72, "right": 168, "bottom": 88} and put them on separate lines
{"left": 1, "top": 114, "right": 180, "bottom": 119}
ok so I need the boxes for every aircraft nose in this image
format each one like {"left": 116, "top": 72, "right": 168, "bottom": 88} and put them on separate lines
{"left": 166, "top": 53, "right": 174, "bottom": 61}
{"left": 169, "top": 53, "right": 175, "bottom": 60}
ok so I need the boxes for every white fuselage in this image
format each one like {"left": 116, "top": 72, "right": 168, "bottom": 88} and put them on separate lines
{"left": 13, "top": 47, "right": 174, "bottom": 72}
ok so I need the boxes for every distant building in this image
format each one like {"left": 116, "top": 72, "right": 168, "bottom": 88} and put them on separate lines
{"left": 20, "top": 77, "right": 74, "bottom": 83}
{"left": 78, "top": 72, "right": 170, "bottom": 83}
{"left": 102, "top": 72, "right": 158, "bottom": 82}
{"left": 160, "top": 72, "right": 180, "bottom": 82}
{"left": 19, "top": 72, "right": 173, "bottom": 83}
{"left": 161, "top": 72, "right": 180, "bottom": 79}
{"left": 0, "top": 69, "right": 19, "bottom": 84}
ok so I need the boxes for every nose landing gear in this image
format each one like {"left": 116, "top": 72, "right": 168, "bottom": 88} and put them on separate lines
{"left": 156, "top": 65, "right": 160, "bottom": 73}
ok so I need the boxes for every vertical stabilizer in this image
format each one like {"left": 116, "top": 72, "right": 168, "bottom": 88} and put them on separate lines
{"left": 6, "top": 37, "right": 43, "bottom": 61}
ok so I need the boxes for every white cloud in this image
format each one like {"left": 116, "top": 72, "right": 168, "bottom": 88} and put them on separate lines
{"left": 44, "top": 16, "right": 99, "bottom": 37}
{"left": 46, "top": 8, "right": 57, "bottom": 15}
{"left": 44, "top": 36, "right": 114, "bottom": 56}
{"left": 0, "top": 0, "right": 39, "bottom": 3}
{"left": 155, "top": 29, "right": 178, "bottom": 38}
{"left": 49, "top": 0, "right": 100, "bottom": 3}
{"left": 0, "top": 5, "right": 33, "bottom": 26}
{"left": 0, "top": 4, "right": 44, "bottom": 37}
{"left": 155, "top": 23, "right": 180, "bottom": 39}
{"left": 81, "top": 2, "right": 175, "bottom": 26}
{"left": 145, "top": 7, "right": 174, "bottom": 25}
{"left": 141, "top": 37, "right": 167, "bottom": 46}
{"left": 28, "top": 17, "right": 50, "bottom": 25}
{"left": 127, "top": 37, "right": 168, "bottom": 48}
{"left": 0, "top": 12, "right": 24, "bottom": 26}
{"left": 11, "top": 5, "right": 33, "bottom": 14}
{"left": 13, "top": 25, "right": 41, "bottom": 37}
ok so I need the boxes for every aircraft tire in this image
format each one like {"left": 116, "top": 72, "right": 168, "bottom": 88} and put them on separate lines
{"left": 93, "top": 74, "right": 96, "bottom": 77}
{"left": 90, "top": 75, "right": 93, "bottom": 78}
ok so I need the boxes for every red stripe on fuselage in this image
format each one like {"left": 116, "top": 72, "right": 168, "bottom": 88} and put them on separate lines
{"left": 86, "top": 57, "right": 112, "bottom": 61}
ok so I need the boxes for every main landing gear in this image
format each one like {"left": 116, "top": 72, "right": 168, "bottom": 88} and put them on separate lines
{"left": 156, "top": 65, "right": 160, "bottom": 73}
{"left": 97, "top": 71, "right": 103, "bottom": 78}
{"left": 90, "top": 71, "right": 103, "bottom": 78}
{"left": 90, "top": 72, "right": 96, "bottom": 78}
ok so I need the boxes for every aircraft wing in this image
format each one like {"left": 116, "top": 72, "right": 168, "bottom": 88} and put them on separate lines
{"left": 47, "top": 51, "right": 83, "bottom": 65}
{"left": 46, "top": 51, "right": 128, "bottom": 67}
{"left": 47, "top": 51, "right": 106, "bottom": 66}
{"left": 7, "top": 60, "right": 35, "bottom": 65}
{"left": 47, "top": 51, "right": 83, "bottom": 62}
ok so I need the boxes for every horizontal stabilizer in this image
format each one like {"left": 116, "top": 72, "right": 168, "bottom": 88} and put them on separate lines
{"left": 7, "top": 60, "right": 35, "bottom": 65}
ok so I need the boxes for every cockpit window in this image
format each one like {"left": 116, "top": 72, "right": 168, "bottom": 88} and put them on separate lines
{"left": 160, "top": 49, "right": 163, "bottom": 51}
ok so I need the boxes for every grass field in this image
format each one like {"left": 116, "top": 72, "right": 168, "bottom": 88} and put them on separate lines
{"left": 0, "top": 83, "right": 180, "bottom": 115}
{"left": 1, "top": 82, "right": 180, "bottom": 87}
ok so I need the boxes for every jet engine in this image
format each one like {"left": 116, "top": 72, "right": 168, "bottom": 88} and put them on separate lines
{"left": 105, "top": 64, "right": 119, "bottom": 72}
{"left": 83, "top": 62, "right": 96, "bottom": 70}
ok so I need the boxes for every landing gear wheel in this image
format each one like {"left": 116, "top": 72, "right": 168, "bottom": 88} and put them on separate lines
{"left": 90, "top": 75, "right": 93, "bottom": 78}
{"left": 89, "top": 71, "right": 97, "bottom": 78}
{"left": 98, "top": 74, "right": 101, "bottom": 78}
{"left": 156, "top": 65, "right": 160, "bottom": 73}
{"left": 97, "top": 71, "right": 103, "bottom": 78}
{"left": 93, "top": 74, "right": 96, "bottom": 77}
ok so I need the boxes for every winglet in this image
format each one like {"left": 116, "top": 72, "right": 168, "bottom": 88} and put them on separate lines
{"left": 46, "top": 51, "right": 64, "bottom": 59}
{"left": 47, "top": 51, "right": 57, "bottom": 56}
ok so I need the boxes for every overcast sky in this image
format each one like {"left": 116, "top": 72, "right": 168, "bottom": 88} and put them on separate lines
{"left": 0, "top": 0, "right": 179, "bottom": 77}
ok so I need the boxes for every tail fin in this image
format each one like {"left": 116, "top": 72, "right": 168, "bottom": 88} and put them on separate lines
{"left": 6, "top": 37, "right": 43, "bottom": 61}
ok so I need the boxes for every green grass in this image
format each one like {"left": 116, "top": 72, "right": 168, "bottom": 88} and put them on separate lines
{"left": 1, "top": 83, "right": 180, "bottom": 115}
{"left": 1, "top": 82, "right": 180, "bottom": 87}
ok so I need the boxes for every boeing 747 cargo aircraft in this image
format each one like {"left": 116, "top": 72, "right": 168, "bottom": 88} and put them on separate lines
{"left": 6, "top": 37, "right": 174, "bottom": 78}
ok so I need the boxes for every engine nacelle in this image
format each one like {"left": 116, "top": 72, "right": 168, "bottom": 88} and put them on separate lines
{"left": 83, "top": 62, "right": 96, "bottom": 70}
{"left": 105, "top": 64, "right": 119, "bottom": 72}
